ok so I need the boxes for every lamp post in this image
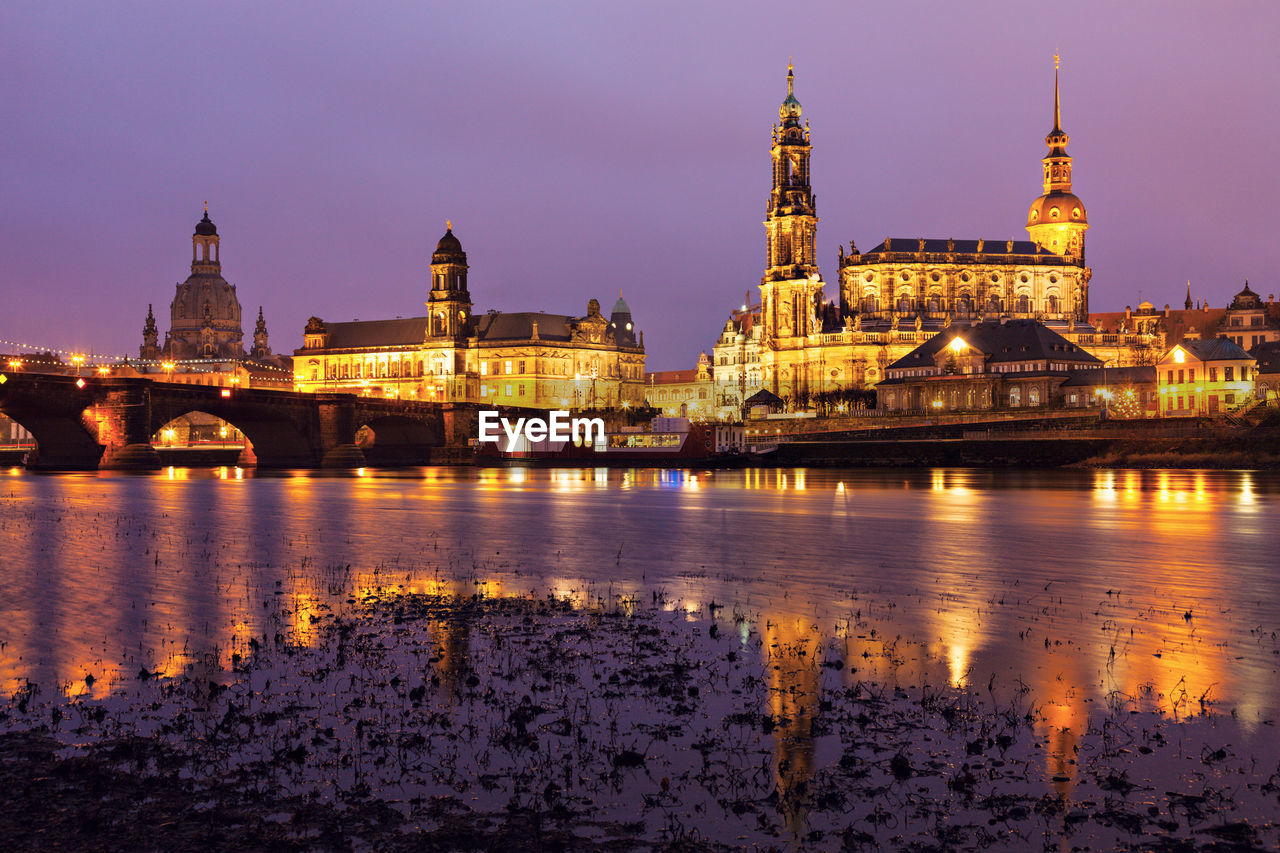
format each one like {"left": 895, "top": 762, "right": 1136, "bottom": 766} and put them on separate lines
{"left": 162, "top": 360, "right": 175, "bottom": 382}
{"left": 71, "top": 353, "right": 85, "bottom": 376}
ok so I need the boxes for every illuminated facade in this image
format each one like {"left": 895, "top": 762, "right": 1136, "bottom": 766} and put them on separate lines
{"left": 1091, "top": 282, "right": 1280, "bottom": 356}
{"left": 645, "top": 352, "right": 720, "bottom": 419}
{"left": 294, "top": 226, "right": 646, "bottom": 407}
{"left": 1157, "top": 338, "right": 1256, "bottom": 416}
{"left": 747, "top": 61, "right": 1155, "bottom": 406}
{"left": 876, "top": 320, "right": 1102, "bottom": 413}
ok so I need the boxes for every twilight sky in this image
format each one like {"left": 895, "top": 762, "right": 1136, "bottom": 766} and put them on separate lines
{"left": 2, "top": 1, "right": 1276, "bottom": 369}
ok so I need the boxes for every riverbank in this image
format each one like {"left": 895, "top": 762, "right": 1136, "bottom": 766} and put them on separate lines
{"left": 2, "top": 587, "right": 1276, "bottom": 851}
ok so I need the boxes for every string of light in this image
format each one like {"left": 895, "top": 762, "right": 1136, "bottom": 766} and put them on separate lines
{"left": 0, "top": 338, "right": 292, "bottom": 374}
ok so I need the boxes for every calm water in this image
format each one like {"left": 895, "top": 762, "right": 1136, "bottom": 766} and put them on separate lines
{"left": 2, "top": 465, "right": 1279, "bottom": 730}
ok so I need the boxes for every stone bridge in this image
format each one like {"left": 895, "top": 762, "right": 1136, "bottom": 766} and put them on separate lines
{"left": 0, "top": 372, "right": 478, "bottom": 470}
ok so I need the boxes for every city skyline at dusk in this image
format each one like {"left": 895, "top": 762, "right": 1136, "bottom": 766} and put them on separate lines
{"left": 3, "top": 2, "right": 1277, "bottom": 369}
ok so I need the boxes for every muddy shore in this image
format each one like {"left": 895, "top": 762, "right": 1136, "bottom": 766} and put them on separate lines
{"left": 2, "top": 589, "right": 1277, "bottom": 851}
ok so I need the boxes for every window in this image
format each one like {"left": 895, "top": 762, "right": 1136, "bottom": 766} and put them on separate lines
{"left": 1009, "top": 386, "right": 1021, "bottom": 407}
{"left": 519, "top": 360, "right": 526, "bottom": 374}
{"left": 1188, "top": 368, "right": 1194, "bottom": 382}
{"left": 480, "top": 362, "right": 488, "bottom": 375}
{"left": 505, "top": 360, "right": 512, "bottom": 375}
{"left": 1210, "top": 367, "right": 1218, "bottom": 382}
{"left": 505, "top": 384, "right": 512, "bottom": 396}
{"left": 1028, "top": 387, "right": 1040, "bottom": 406}
{"left": 1225, "top": 366, "right": 1234, "bottom": 381}
{"left": 1167, "top": 370, "right": 1174, "bottom": 384}
{"left": 518, "top": 384, "right": 525, "bottom": 396}
{"left": 480, "top": 386, "right": 488, "bottom": 397}
{"left": 1177, "top": 369, "right": 1184, "bottom": 384}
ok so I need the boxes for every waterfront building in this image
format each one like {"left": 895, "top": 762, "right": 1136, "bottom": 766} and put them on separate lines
{"left": 743, "top": 60, "right": 1156, "bottom": 406}
{"left": 875, "top": 319, "right": 1102, "bottom": 413}
{"left": 294, "top": 226, "right": 646, "bottom": 408}
{"left": 1156, "top": 338, "right": 1256, "bottom": 416}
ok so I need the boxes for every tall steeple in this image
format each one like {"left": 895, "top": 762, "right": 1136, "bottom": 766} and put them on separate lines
{"left": 761, "top": 60, "right": 823, "bottom": 354}
{"left": 1027, "top": 55, "right": 1089, "bottom": 258}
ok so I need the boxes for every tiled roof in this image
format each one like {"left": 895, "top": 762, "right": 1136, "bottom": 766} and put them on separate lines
{"left": 312, "top": 317, "right": 428, "bottom": 349}
{"left": 1253, "top": 341, "right": 1280, "bottom": 375}
{"left": 474, "top": 311, "right": 573, "bottom": 342}
{"left": 1179, "top": 336, "right": 1254, "bottom": 362}
{"left": 887, "top": 319, "right": 1102, "bottom": 371}
{"left": 646, "top": 369, "right": 700, "bottom": 384}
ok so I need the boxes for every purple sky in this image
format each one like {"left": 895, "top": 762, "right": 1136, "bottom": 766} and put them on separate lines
{"left": 2, "top": 2, "right": 1276, "bottom": 369}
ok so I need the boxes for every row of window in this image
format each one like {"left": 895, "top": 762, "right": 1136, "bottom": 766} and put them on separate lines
{"left": 857, "top": 294, "right": 1065, "bottom": 314}
{"left": 1166, "top": 366, "right": 1250, "bottom": 384}
{"left": 478, "top": 359, "right": 640, "bottom": 379}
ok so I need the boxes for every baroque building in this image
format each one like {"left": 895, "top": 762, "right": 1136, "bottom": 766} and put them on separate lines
{"left": 741, "top": 60, "right": 1156, "bottom": 406}
{"left": 294, "top": 225, "right": 646, "bottom": 407}
{"left": 134, "top": 206, "right": 291, "bottom": 388}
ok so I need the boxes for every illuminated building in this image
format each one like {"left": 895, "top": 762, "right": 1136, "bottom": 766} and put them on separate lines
{"left": 1092, "top": 282, "right": 1280, "bottom": 354}
{"left": 1157, "top": 337, "right": 1256, "bottom": 415}
{"left": 745, "top": 60, "right": 1157, "bottom": 406}
{"left": 294, "top": 225, "right": 646, "bottom": 407}
{"left": 645, "top": 352, "right": 718, "bottom": 418}
{"left": 876, "top": 320, "right": 1102, "bottom": 412}
{"left": 133, "top": 207, "right": 292, "bottom": 388}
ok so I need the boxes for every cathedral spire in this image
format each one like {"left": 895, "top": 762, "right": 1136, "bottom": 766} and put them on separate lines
{"left": 1052, "top": 53, "right": 1062, "bottom": 133}
{"left": 1026, "top": 57, "right": 1088, "bottom": 258}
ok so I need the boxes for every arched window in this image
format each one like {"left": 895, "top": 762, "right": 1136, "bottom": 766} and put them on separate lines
{"left": 1046, "top": 294, "right": 1060, "bottom": 314}
{"left": 1016, "top": 294, "right": 1031, "bottom": 314}
{"left": 1009, "top": 386, "right": 1022, "bottom": 407}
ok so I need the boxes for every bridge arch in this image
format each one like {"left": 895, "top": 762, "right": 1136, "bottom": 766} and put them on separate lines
{"left": 0, "top": 406, "right": 103, "bottom": 470}
{"left": 148, "top": 401, "right": 315, "bottom": 468}
{"left": 354, "top": 413, "right": 439, "bottom": 466}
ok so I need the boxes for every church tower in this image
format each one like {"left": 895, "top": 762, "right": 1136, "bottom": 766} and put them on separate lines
{"left": 425, "top": 222, "right": 472, "bottom": 340}
{"left": 1027, "top": 57, "right": 1089, "bottom": 258}
{"left": 140, "top": 304, "right": 160, "bottom": 360}
{"left": 250, "top": 306, "right": 271, "bottom": 358}
{"left": 162, "top": 205, "right": 245, "bottom": 359}
{"left": 760, "top": 63, "right": 824, "bottom": 343}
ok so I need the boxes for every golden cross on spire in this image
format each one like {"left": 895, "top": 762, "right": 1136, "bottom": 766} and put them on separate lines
{"left": 446, "top": 219, "right": 452, "bottom": 231}
{"left": 203, "top": 200, "right": 208, "bottom": 214}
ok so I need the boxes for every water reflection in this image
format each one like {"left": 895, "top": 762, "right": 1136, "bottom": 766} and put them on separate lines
{"left": 1, "top": 466, "right": 1279, "bottom": 807}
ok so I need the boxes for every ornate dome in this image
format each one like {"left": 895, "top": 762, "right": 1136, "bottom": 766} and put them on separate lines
{"left": 195, "top": 211, "right": 217, "bottom": 236}
{"left": 171, "top": 275, "right": 242, "bottom": 326}
{"left": 612, "top": 295, "right": 631, "bottom": 315}
{"left": 1026, "top": 191, "right": 1087, "bottom": 228}
{"left": 432, "top": 223, "right": 466, "bottom": 263}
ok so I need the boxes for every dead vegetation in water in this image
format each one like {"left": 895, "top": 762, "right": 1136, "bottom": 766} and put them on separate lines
{"left": 1, "top": 591, "right": 1278, "bottom": 851}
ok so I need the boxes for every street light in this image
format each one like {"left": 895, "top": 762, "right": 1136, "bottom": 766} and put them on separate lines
{"left": 162, "top": 360, "right": 176, "bottom": 381}
{"left": 71, "top": 353, "right": 85, "bottom": 376}
{"left": 6, "top": 359, "right": 20, "bottom": 372}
